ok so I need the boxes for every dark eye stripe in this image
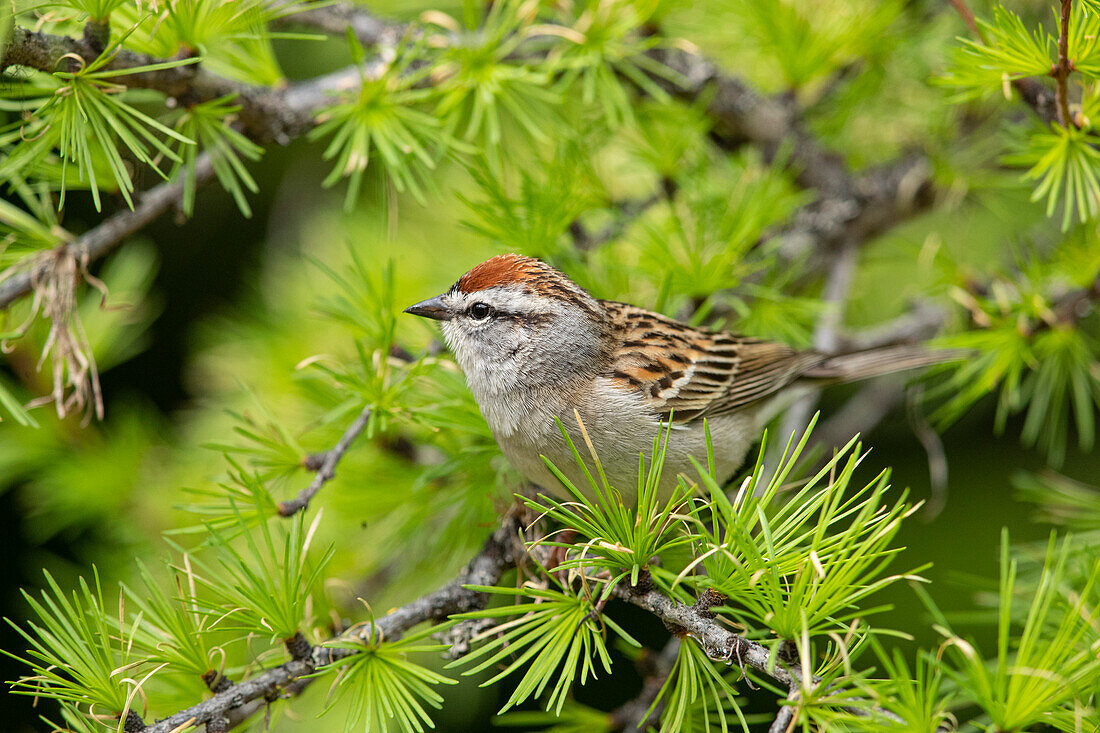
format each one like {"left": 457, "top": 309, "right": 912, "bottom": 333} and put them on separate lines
{"left": 469, "top": 309, "right": 553, "bottom": 327}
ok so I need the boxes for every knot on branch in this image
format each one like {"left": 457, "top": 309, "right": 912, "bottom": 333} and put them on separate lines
{"left": 201, "top": 670, "right": 233, "bottom": 693}
{"left": 628, "top": 568, "right": 654, "bottom": 596}
{"left": 82, "top": 21, "right": 110, "bottom": 54}
{"left": 283, "top": 631, "right": 313, "bottom": 663}
{"left": 301, "top": 451, "right": 327, "bottom": 472}
{"left": 693, "top": 588, "right": 727, "bottom": 619}
{"left": 122, "top": 709, "right": 146, "bottom": 733}
{"left": 776, "top": 639, "right": 800, "bottom": 667}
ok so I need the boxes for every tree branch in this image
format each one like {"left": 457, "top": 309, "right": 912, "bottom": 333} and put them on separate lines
{"left": 615, "top": 584, "right": 799, "bottom": 689}
{"left": 948, "top": 0, "right": 1061, "bottom": 124}
{"left": 770, "top": 155, "right": 935, "bottom": 269}
{"left": 277, "top": 404, "right": 373, "bottom": 516}
{"left": 650, "top": 48, "right": 936, "bottom": 241}
{"left": 0, "top": 32, "right": 385, "bottom": 314}
{"left": 832, "top": 302, "right": 947, "bottom": 352}
{"left": 615, "top": 583, "right": 906, "bottom": 726}
{"left": 649, "top": 47, "right": 853, "bottom": 196}
{"left": 140, "top": 516, "right": 521, "bottom": 733}
{"left": 1054, "top": 0, "right": 1075, "bottom": 128}
{"left": 0, "top": 8, "right": 935, "bottom": 317}
{"left": 134, "top": 505, "right": 912, "bottom": 733}
{"left": 0, "top": 154, "right": 215, "bottom": 311}
{"left": 650, "top": 44, "right": 935, "bottom": 262}
{"left": 274, "top": 0, "right": 408, "bottom": 49}
{"left": 768, "top": 689, "right": 798, "bottom": 733}
{"left": 592, "top": 45, "right": 937, "bottom": 266}
{"left": 0, "top": 24, "right": 385, "bottom": 144}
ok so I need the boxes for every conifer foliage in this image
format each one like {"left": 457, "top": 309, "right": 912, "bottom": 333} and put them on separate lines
{"left": 1, "top": 1, "right": 1100, "bottom": 731}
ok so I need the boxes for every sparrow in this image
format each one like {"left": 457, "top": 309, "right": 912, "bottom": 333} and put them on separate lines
{"left": 405, "top": 254, "right": 950, "bottom": 500}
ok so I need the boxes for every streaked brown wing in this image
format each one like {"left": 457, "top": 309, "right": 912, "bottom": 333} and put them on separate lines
{"left": 600, "top": 301, "right": 825, "bottom": 421}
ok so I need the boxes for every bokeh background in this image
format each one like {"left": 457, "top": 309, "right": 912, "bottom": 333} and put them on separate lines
{"left": 1, "top": 0, "right": 1094, "bottom": 730}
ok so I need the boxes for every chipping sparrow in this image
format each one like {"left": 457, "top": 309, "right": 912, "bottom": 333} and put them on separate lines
{"left": 406, "top": 254, "right": 950, "bottom": 500}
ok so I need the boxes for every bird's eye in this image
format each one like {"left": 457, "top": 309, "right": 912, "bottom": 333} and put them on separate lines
{"left": 469, "top": 302, "right": 492, "bottom": 320}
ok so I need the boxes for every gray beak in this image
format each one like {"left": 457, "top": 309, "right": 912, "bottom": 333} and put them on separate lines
{"left": 403, "top": 295, "right": 453, "bottom": 321}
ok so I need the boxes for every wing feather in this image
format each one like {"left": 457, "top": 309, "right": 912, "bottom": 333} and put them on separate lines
{"left": 600, "top": 301, "right": 827, "bottom": 422}
{"left": 599, "top": 301, "right": 959, "bottom": 422}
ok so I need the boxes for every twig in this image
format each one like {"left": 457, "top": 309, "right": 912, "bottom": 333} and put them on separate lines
{"left": 1055, "top": 0, "right": 1074, "bottom": 128}
{"left": 615, "top": 584, "right": 799, "bottom": 688}
{"left": 832, "top": 302, "right": 947, "bottom": 352}
{"left": 907, "top": 383, "right": 949, "bottom": 518}
{"left": 948, "top": 0, "right": 981, "bottom": 38}
{"left": 0, "top": 155, "right": 215, "bottom": 311}
{"left": 0, "top": 12, "right": 935, "bottom": 315}
{"left": 768, "top": 688, "right": 799, "bottom": 733}
{"left": 278, "top": 404, "right": 373, "bottom": 516}
{"left": 811, "top": 241, "right": 858, "bottom": 356}
{"left": 273, "top": 0, "right": 409, "bottom": 49}
{"left": 141, "top": 516, "right": 520, "bottom": 733}
{"left": 948, "top": 0, "right": 1061, "bottom": 124}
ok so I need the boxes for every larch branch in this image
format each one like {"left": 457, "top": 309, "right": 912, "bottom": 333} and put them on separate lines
{"left": 768, "top": 687, "right": 800, "bottom": 733}
{"left": 274, "top": 0, "right": 409, "bottom": 49}
{"left": 947, "top": 0, "right": 1061, "bottom": 124}
{"left": 1055, "top": 0, "right": 1074, "bottom": 129}
{"left": 0, "top": 154, "right": 215, "bottom": 311}
{"left": 0, "top": 5, "right": 937, "bottom": 315}
{"left": 278, "top": 404, "right": 373, "bottom": 516}
{"left": 140, "top": 516, "right": 521, "bottom": 733}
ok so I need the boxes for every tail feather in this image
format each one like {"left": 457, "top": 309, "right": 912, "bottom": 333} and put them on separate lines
{"left": 801, "top": 345, "right": 966, "bottom": 383}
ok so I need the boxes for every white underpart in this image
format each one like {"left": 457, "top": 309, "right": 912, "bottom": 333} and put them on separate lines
{"left": 484, "top": 377, "right": 780, "bottom": 502}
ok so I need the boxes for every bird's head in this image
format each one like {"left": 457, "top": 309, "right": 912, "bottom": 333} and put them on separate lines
{"left": 404, "top": 254, "right": 608, "bottom": 395}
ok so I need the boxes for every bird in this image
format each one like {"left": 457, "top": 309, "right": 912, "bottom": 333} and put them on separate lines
{"left": 405, "top": 253, "right": 952, "bottom": 501}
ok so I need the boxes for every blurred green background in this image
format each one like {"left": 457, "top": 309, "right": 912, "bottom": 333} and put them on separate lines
{"left": 1, "top": 0, "right": 1094, "bottom": 730}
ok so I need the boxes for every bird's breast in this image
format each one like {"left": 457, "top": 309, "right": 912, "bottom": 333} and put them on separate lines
{"left": 477, "top": 377, "right": 766, "bottom": 500}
